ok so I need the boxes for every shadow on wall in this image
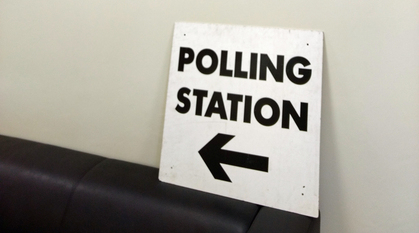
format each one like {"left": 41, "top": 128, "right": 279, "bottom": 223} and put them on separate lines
{"left": 319, "top": 40, "right": 346, "bottom": 232}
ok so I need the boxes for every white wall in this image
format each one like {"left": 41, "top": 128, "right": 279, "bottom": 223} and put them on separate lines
{"left": 1, "top": 1, "right": 418, "bottom": 232}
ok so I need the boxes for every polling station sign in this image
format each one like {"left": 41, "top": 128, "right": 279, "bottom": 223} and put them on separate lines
{"left": 159, "top": 22, "right": 323, "bottom": 217}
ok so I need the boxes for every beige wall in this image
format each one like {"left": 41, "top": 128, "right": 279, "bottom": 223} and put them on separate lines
{"left": 1, "top": 1, "right": 418, "bottom": 232}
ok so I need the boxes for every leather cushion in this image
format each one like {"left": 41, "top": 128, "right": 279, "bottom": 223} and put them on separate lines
{"left": 0, "top": 135, "right": 105, "bottom": 233}
{"left": 62, "top": 159, "right": 259, "bottom": 233}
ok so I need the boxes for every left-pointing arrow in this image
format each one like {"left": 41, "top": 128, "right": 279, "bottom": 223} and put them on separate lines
{"left": 199, "top": 133, "right": 269, "bottom": 182}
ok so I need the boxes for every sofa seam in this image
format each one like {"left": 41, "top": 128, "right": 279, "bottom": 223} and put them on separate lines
{"left": 59, "top": 157, "right": 108, "bottom": 229}
{"left": 245, "top": 205, "right": 262, "bottom": 233}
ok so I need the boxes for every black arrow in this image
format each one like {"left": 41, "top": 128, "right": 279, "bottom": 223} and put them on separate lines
{"left": 199, "top": 133, "right": 269, "bottom": 182}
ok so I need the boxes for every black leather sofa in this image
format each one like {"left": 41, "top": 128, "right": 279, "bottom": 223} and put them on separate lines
{"left": 0, "top": 134, "right": 320, "bottom": 233}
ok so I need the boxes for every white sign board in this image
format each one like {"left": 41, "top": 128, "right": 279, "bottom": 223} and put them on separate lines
{"left": 159, "top": 22, "right": 323, "bottom": 217}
